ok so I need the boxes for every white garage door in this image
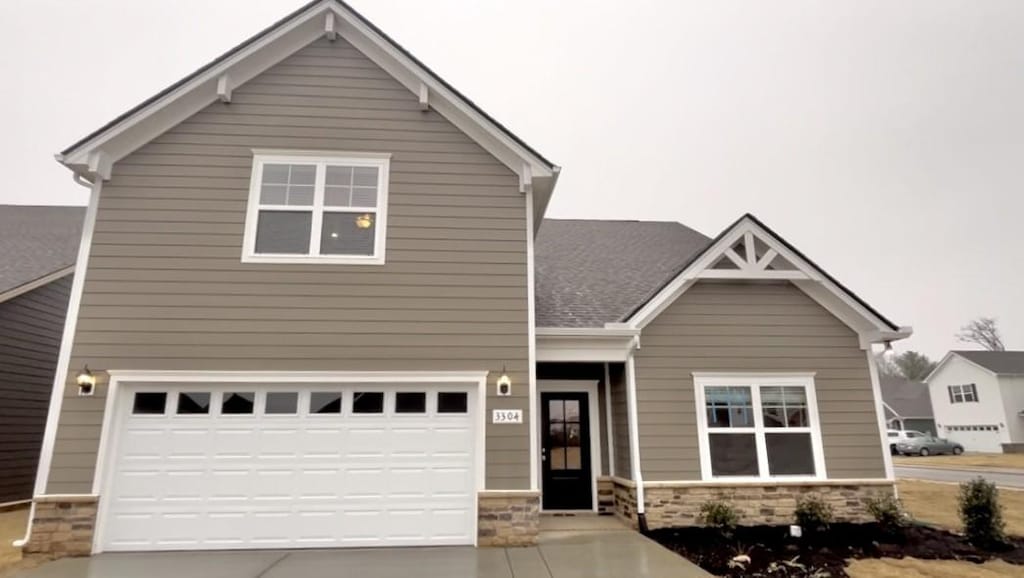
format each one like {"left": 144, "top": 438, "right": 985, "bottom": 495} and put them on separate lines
{"left": 944, "top": 424, "right": 1003, "bottom": 453}
{"left": 99, "top": 385, "right": 478, "bottom": 551}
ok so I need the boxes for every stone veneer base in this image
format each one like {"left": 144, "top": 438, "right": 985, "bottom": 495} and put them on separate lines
{"left": 477, "top": 491, "right": 540, "bottom": 546}
{"left": 611, "top": 478, "right": 895, "bottom": 529}
{"left": 23, "top": 496, "right": 98, "bottom": 557}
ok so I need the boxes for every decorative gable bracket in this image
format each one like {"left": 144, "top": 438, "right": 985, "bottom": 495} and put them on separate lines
{"left": 620, "top": 214, "right": 911, "bottom": 349}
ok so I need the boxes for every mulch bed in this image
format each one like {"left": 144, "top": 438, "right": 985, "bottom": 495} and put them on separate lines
{"left": 649, "top": 523, "right": 1024, "bottom": 577}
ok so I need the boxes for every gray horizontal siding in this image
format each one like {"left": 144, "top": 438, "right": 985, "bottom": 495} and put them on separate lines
{"left": 609, "top": 363, "right": 632, "bottom": 479}
{"left": 633, "top": 281, "right": 885, "bottom": 481}
{"left": 48, "top": 36, "right": 530, "bottom": 494}
{"left": 0, "top": 276, "right": 72, "bottom": 503}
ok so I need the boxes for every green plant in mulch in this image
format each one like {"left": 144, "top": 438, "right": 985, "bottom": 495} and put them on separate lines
{"left": 866, "top": 493, "right": 908, "bottom": 535}
{"left": 794, "top": 495, "right": 834, "bottom": 533}
{"left": 958, "top": 477, "right": 1007, "bottom": 548}
{"left": 699, "top": 499, "right": 740, "bottom": 535}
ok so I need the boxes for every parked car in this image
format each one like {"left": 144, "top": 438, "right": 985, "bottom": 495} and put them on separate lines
{"left": 896, "top": 435, "right": 965, "bottom": 456}
{"left": 887, "top": 429, "right": 928, "bottom": 455}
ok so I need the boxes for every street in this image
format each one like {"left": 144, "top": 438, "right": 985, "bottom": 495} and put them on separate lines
{"left": 896, "top": 465, "right": 1024, "bottom": 489}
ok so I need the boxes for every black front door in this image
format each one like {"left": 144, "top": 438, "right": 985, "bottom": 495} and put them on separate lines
{"left": 541, "top": 392, "right": 592, "bottom": 510}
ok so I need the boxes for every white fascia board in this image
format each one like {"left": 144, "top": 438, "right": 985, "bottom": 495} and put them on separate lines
{"left": 625, "top": 216, "right": 905, "bottom": 345}
{"left": 536, "top": 328, "right": 639, "bottom": 363}
{"left": 58, "top": 0, "right": 554, "bottom": 192}
{"left": 0, "top": 266, "right": 75, "bottom": 305}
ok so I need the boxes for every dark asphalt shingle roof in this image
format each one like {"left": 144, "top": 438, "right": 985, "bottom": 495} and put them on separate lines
{"left": 535, "top": 219, "right": 711, "bottom": 327}
{"left": 0, "top": 205, "right": 85, "bottom": 296}
{"left": 955, "top": 350, "right": 1024, "bottom": 375}
{"left": 880, "top": 375, "right": 933, "bottom": 418}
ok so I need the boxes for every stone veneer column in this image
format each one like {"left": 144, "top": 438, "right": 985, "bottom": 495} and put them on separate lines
{"left": 477, "top": 491, "right": 540, "bottom": 546}
{"left": 23, "top": 496, "right": 98, "bottom": 557}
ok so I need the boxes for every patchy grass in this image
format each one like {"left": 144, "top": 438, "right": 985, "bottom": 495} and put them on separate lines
{"left": 847, "top": 557, "right": 1024, "bottom": 578}
{"left": 898, "top": 480, "right": 1024, "bottom": 536}
{"left": 0, "top": 507, "right": 28, "bottom": 572}
{"left": 895, "top": 454, "right": 1024, "bottom": 470}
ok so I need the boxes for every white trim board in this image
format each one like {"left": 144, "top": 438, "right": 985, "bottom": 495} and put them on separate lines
{"left": 536, "top": 380, "right": 602, "bottom": 513}
{"left": 90, "top": 369, "right": 488, "bottom": 554}
{"left": 526, "top": 191, "right": 539, "bottom": 491}
{"left": 619, "top": 215, "right": 911, "bottom": 349}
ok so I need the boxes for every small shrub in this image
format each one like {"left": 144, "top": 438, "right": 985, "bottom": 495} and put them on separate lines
{"left": 867, "top": 493, "right": 907, "bottom": 533}
{"left": 958, "top": 477, "right": 1006, "bottom": 548}
{"left": 699, "top": 500, "right": 739, "bottom": 532}
{"left": 794, "top": 495, "right": 833, "bottom": 532}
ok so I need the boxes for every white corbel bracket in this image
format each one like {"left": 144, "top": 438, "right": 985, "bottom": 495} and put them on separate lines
{"left": 87, "top": 151, "right": 112, "bottom": 181}
{"left": 325, "top": 12, "right": 337, "bottom": 41}
{"left": 418, "top": 83, "right": 429, "bottom": 111}
{"left": 217, "top": 75, "right": 232, "bottom": 103}
{"left": 518, "top": 163, "right": 533, "bottom": 194}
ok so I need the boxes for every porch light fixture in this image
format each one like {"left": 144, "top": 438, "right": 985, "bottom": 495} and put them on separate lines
{"left": 496, "top": 366, "right": 512, "bottom": 397}
{"left": 76, "top": 365, "right": 96, "bottom": 396}
{"left": 355, "top": 214, "right": 374, "bottom": 229}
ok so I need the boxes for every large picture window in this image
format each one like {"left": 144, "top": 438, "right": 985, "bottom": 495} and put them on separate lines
{"left": 242, "top": 152, "right": 390, "bottom": 264}
{"left": 695, "top": 374, "right": 825, "bottom": 481}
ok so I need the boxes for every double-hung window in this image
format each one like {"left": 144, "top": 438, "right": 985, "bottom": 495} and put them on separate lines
{"left": 948, "top": 383, "right": 978, "bottom": 404}
{"left": 242, "top": 152, "right": 390, "bottom": 264}
{"left": 694, "top": 374, "right": 825, "bottom": 481}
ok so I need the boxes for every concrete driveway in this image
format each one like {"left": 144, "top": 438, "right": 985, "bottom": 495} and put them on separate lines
{"left": 10, "top": 529, "right": 709, "bottom": 578}
{"left": 896, "top": 465, "right": 1024, "bottom": 489}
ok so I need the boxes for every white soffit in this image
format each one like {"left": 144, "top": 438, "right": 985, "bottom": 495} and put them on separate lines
{"left": 622, "top": 215, "right": 911, "bottom": 348}
{"left": 56, "top": 0, "right": 556, "bottom": 210}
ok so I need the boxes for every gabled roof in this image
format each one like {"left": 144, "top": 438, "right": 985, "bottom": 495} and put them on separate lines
{"left": 57, "top": 0, "right": 558, "bottom": 225}
{"left": 929, "top": 351, "right": 1024, "bottom": 380}
{"left": 880, "top": 375, "right": 933, "bottom": 418}
{"left": 618, "top": 214, "right": 909, "bottom": 345}
{"left": 0, "top": 205, "right": 85, "bottom": 300}
{"left": 535, "top": 219, "right": 710, "bottom": 327}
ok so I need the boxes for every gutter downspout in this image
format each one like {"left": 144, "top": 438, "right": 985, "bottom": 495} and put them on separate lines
{"left": 14, "top": 170, "right": 95, "bottom": 549}
{"left": 624, "top": 338, "right": 648, "bottom": 532}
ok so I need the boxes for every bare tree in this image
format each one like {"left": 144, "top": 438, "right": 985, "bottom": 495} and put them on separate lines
{"left": 956, "top": 317, "right": 1006, "bottom": 351}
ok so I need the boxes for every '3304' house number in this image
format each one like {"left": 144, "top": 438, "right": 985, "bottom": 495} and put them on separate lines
{"left": 492, "top": 409, "right": 523, "bottom": 424}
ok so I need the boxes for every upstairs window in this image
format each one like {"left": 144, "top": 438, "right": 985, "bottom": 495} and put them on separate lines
{"left": 243, "top": 152, "right": 390, "bottom": 264}
{"left": 948, "top": 383, "right": 978, "bottom": 404}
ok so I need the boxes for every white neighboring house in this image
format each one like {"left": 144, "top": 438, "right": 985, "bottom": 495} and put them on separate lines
{"left": 925, "top": 351, "right": 1024, "bottom": 453}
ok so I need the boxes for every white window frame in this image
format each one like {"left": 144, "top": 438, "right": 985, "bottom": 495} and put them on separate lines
{"left": 948, "top": 383, "right": 978, "bottom": 404}
{"left": 693, "top": 373, "right": 827, "bottom": 482}
{"left": 242, "top": 150, "right": 391, "bottom": 265}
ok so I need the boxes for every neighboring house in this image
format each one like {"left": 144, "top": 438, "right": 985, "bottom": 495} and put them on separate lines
{"left": 0, "top": 206, "right": 84, "bottom": 505}
{"left": 880, "top": 374, "right": 935, "bottom": 435}
{"left": 925, "top": 350, "right": 1024, "bottom": 453}
{"left": 21, "top": 0, "right": 911, "bottom": 557}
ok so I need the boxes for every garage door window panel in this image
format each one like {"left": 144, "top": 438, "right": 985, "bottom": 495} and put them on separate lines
{"left": 353, "top": 392, "right": 384, "bottom": 414}
{"left": 132, "top": 392, "right": 167, "bottom": 415}
{"left": 395, "top": 392, "right": 426, "bottom": 414}
{"left": 310, "top": 392, "right": 342, "bottom": 414}
{"left": 222, "top": 392, "right": 255, "bottom": 415}
{"left": 177, "top": 392, "right": 210, "bottom": 415}
{"left": 265, "top": 392, "right": 298, "bottom": 414}
{"left": 438, "top": 392, "right": 468, "bottom": 414}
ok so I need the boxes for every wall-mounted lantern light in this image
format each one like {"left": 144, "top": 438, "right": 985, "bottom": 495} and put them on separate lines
{"left": 496, "top": 366, "right": 512, "bottom": 397}
{"left": 76, "top": 365, "right": 96, "bottom": 396}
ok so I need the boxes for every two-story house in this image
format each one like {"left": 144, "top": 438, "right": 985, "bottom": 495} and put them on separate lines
{"left": 20, "top": 0, "right": 911, "bottom": 557}
{"left": 926, "top": 350, "right": 1024, "bottom": 453}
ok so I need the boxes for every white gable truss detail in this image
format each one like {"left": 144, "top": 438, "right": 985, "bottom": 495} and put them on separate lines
{"left": 617, "top": 215, "right": 912, "bottom": 349}
{"left": 55, "top": 0, "right": 558, "bottom": 224}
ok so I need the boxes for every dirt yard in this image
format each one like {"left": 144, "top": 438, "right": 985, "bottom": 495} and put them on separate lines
{"left": 895, "top": 454, "right": 1024, "bottom": 470}
{"left": 898, "top": 480, "right": 1024, "bottom": 536}
{"left": 847, "top": 557, "right": 1024, "bottom": 577}
{"left": 0, "top": 507, "right": 27, "bottom": 572}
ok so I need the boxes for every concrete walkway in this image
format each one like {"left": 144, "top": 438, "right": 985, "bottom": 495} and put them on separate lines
{"left": 11, "top": 516, "right": 710, "bottom": 578}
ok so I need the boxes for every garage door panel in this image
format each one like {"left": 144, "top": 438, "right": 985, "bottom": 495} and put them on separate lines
{"left": 101, "top": 384, "right": 477, "bottom": 551}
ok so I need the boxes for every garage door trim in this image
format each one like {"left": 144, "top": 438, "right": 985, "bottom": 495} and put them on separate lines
{"left": 92, "top": 370, "right": 489, "bottom": 554}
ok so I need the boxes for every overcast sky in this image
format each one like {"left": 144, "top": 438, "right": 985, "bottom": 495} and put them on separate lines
{"left": 2, "top": 0, "right": 1021, "bottom": 359}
